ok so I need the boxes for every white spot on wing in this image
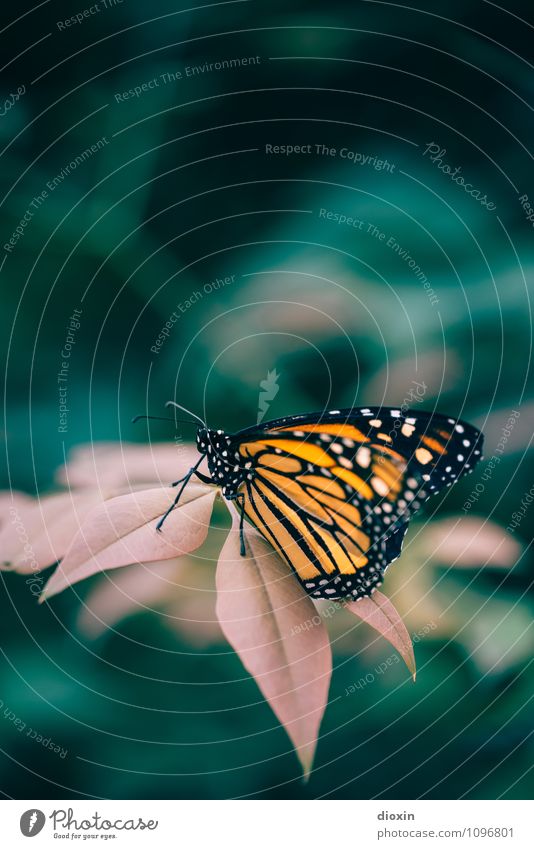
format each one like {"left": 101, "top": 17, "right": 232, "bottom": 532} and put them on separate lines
{"left": 355, "top": 446, "right": 371, "bottom": 468}
{"left": 371, "top": 476, "right": 389, "bottom": 496}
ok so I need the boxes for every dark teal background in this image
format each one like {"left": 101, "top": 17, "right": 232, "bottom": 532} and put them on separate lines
{"left": 0, "top": 0, "right": 532, "bottom": 799}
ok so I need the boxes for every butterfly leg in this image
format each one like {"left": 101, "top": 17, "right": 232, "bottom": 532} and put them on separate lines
{"left": 170, "top": 473, "right": 190, "bottom": 486}
{"left": 170, "top": 467, "right": 212, "bottom": 488}
{"left": 194, "top": 470, "right": 213, "bottom": 485}
{"left": 157, "top": 458, "right": 205, "bottom": 531}
{"left": 235, "top": 493, "right": 246, "bottom": 556}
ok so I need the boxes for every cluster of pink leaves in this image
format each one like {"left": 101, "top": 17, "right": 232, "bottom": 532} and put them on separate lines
{"left": 3, "top": 439, "right": 488, "bottom": 778}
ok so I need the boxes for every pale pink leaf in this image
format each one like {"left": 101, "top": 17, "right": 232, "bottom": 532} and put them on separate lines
{"left": 77, "top": 559, "right": 183, "bottom": 638}
{"left": 0, "top": 491, "right": 35, "bottom": 526}
{"left": 364, "top": 350, "right": 460, "bottom": 405}
{"left": 474, "top": 405, "right": 530, "bottom": 457}
{"left": 216, "top": 505, "right": 332, "bottom": 778}
{"left": 41, "top": 483, "right": 216, "bottom": 601}
{"left": 0, "top": 491, "right": 37, "bottom": 566}
{"left": 345, "top": 591, "right": 416, "bottom": 680}
{"left": 166, "top": 593, "right": 223, "bottom": 648}
{"left": 0, "top": 490, "right": 106, "bottom": 573}
{"left": 424, "top": 517, "right": 521, "bottom": 569}
{"left": 55, "top": 441, "right": 200, "bottom": 488}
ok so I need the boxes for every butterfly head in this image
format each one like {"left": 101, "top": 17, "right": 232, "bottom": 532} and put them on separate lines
{"left": 196, "top": 426, "right": 247, "bottom": 497}
{"left": 195, "top": 426, "right": 210, "bottom": 455}
{"left": 195, "top": 426, "right": 231, "bottom": 455}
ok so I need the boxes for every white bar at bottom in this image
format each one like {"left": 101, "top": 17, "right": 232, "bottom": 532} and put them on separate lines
{"left": 1, "top": 799, "right": 531, "bottom": 847}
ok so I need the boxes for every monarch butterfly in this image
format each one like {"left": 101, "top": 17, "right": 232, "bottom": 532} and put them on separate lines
{"left": 138, "top": 404, "right": 483, "bottom": 601}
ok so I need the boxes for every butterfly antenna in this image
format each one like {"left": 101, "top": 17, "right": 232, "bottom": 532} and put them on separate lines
{"left": 165, "top": 401, "right": 206, "bottom": 427}
{"left": 132, "top": 414, "right": 199, "bottom": 426}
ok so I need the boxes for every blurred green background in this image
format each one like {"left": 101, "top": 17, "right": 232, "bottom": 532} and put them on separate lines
{"left": 0, "top": 0, "right": 533, "bottom": 799}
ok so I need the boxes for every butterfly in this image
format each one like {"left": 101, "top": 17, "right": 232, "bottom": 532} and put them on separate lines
{"left": 145, "top": 404, "right": 483, "bottom": 601}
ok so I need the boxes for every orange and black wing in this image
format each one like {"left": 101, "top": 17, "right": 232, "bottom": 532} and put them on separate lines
{"left": 233, "top": 407, "right": 483, "bottom": 600}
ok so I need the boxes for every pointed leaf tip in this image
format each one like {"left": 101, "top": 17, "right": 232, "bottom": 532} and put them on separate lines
{"left": 216, "top": 504, "right": 332, "bottom": 777}
{"left": 346, "top": 590, "right": 416, "bottom": 680}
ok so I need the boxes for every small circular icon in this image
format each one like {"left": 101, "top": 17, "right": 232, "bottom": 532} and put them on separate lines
{"left": 20, "top": 810, "right": 46, "bottom": 837}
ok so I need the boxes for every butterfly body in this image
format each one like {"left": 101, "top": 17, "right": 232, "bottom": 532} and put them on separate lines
{"left": 196, "top": 427, "right": 255, "bottom": 498}
{"left": 186, "top": 407, "right": 483, "bottom": 601}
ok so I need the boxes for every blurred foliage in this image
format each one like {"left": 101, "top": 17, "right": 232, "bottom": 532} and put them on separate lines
{"left": 0, "top": 0, "right": 533, "bottom": 799}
